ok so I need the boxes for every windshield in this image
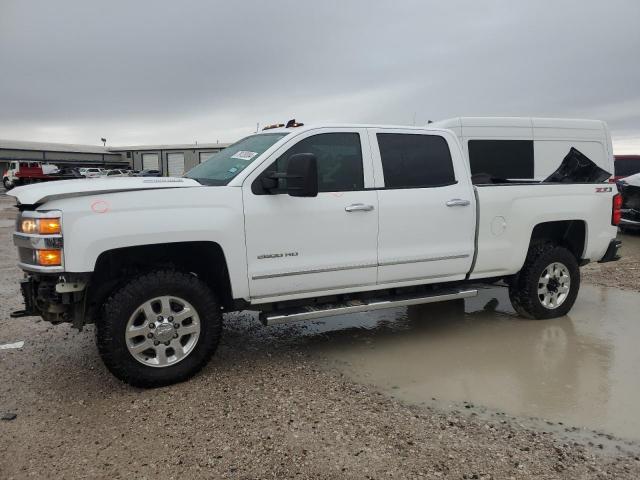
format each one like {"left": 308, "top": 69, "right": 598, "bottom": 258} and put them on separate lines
{"left": 185, "top": 132, "right": 289, "bottom": 185}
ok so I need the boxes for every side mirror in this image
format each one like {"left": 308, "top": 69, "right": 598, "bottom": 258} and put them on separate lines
{"left": 285, "top": 153, "right": 318, "bottom": 197}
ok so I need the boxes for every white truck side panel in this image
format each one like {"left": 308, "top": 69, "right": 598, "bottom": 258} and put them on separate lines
{"left": 367, "top": 128, "right": 476, "bottom": 285}
{"left": 431, "top": 117, "right": 613, "bottom": 181}
{"left": 44, "top": 187, "right": 251, "bottom": 300}
{"left": 471, "top": 184, "right": 617, "bottom": 279}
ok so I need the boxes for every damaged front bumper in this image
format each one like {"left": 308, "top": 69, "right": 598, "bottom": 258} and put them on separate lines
{"left": 11, "top": 274, "right": 89, "bottom": 329}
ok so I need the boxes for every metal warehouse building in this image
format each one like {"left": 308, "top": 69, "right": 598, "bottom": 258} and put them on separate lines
{"left": 110, "top": 142, "right": 230, "bottom": 177}
{"left": 0, "top": 140, "right": 127, "bottom": 174}
{"left": 1, "top": 140, "right": 231, "bottom": 177}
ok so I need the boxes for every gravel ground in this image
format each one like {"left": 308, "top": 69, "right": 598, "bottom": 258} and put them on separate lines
{"left": 1, "top": 192, "right": 640, "bottom": 479}
{"left": 581, "top": 232, "right": 640, "bottom": 291}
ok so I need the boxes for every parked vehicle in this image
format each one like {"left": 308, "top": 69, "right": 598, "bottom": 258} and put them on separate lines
{"left": 8, "top": 121, "right": 621, "bottom": 387}
{"left": 430, "top": 117, "right": 614, "bottom": 181}
{"left": 134, "top": 169, "right": 162, "bottom": 177}
{"left": 617, "top": 173, "right": 640, "bottom": 231}
{"left": 2, "top": 161, "right": 74, "bottom": 190}
{"left": 79, "top": 167, "right": 104, "bottom": 178}
{"left": 104, "top": 169, "right": 130, "bottom": 177}
{"left": 613, "top": 155, "right": 640, "bottom": 182}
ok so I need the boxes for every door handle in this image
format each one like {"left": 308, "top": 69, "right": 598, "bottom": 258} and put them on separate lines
{"left": 345, "top": 203, "right": 375, "bottom": 212}
{"left": 446, "top": 199, "right": 470, "bottom": 207}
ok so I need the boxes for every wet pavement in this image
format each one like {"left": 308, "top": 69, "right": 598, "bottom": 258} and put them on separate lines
{"left": 3, "top": 190, "right": 640, "bottom": 477}
{"left": 293, "top": 284, "right": 640, "bottom": 443}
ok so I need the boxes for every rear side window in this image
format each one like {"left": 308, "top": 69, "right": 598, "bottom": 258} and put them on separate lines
{"left": 377, "top": 133, "right": 455, "bottom": 188}
{"left": 259, "top": 132, "right": 364, "bottom": 193}
{"left": 468, "top": 140, "right": 534, "bottom": 179}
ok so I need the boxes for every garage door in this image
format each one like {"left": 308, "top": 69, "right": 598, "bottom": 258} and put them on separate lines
{"left": 199, "top": 151, "right": 215, "bottom": 164}
{"left": 142, "top": 153, "right": 159, "bottom": 171}
{"left": 167, "top": 152, "right": 185, "bottom": 177}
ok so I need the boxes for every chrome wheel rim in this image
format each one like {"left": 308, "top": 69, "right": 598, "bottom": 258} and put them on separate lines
{"left": 125, "top": 296, "right": 200, "bottom": 368}
{"left": 538, "top": 262, "right": 571, "bottom": 310}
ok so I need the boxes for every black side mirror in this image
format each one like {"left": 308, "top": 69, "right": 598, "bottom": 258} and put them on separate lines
{"left": 285, "top": 153, "right": 318, "bottom": 197}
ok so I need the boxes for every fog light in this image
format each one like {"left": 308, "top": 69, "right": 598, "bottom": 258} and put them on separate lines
{"left": 36, "top": 249, "right": 62, "bottom": 266}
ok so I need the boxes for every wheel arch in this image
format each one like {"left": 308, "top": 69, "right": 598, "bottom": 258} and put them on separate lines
{"left": 86, "top": 241, "right": 235, "bottom": 323}
{"left": 528, "top": 220, "right": 587, "bottom": 260}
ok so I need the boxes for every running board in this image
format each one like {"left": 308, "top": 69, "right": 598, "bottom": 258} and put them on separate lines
{"left": 260, "top": 288, "right": 478, "bottom": 326}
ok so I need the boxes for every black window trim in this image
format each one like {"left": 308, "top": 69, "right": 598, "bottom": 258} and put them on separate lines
{"left": 365, "top": 179, "right": 459, "bottom": 191}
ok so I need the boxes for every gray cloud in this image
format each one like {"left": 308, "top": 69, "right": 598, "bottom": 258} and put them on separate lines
{"left": 1, "top": 0, "right": 639, "bottom": 151}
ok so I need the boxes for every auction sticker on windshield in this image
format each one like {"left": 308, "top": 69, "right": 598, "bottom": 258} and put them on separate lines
{"left": 230, "top": 151, "right": 258, "bottom": 161}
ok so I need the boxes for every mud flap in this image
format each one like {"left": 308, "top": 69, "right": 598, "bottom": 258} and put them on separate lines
{"left": 598, "top": 240, "right": 622, "bottom": 263}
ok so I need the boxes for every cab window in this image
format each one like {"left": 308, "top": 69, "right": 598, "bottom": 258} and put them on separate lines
{"left": 255, "top": 132, "right": 364, "bottom": 194}
{"left": 377, "top": 133, "right": 456, "bottom": 188}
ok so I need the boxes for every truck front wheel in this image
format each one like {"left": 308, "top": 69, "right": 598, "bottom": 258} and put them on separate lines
{"left": 3, "top": 177, "right": 14, "bottom": 190}
{"left": 509, "top": 244, "right": 580, "bottom": 320}
{"left": 96, "top": 270, "right": 222, "bottom": 388}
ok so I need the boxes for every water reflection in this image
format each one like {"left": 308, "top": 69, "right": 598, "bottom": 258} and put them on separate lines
{"left": 302, "top": 285, "right": 640, "bottom": 441}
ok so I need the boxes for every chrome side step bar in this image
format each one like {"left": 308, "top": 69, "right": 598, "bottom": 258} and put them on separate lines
{"left": 260, "top": 288, "right": 478, "bottom": 326}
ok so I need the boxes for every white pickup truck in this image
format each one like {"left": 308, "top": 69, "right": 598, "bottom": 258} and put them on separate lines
{"left": 8, "top": 122, "right": 622, "bottom": 387}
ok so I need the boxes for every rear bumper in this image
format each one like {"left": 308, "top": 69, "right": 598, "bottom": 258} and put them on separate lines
{"left": 598, "top": 239, "right": 622, "bottom": 263}
{"left": 620, "top": 214, "right": 640, "bottom": 229}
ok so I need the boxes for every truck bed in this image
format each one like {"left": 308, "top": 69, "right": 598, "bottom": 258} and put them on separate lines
{"left": 470, "top": 183, "right": 618, "bottom": 279}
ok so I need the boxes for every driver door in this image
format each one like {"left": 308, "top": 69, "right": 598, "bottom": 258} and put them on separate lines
{"left": 242, "top": 128, "right": 379, "bottom": 302}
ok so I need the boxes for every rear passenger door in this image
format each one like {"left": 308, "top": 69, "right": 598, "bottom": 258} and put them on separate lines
{"left": 370, "top": 129, "right": 476, "bottom": 285}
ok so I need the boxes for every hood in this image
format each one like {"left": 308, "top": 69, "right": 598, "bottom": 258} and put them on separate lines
{"left": 7, "top": 177, "right": 202, "bottom": 205}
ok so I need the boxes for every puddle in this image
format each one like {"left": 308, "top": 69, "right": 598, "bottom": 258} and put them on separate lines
{"left": 297, "top": 284, "right": 640, "bottom": 444}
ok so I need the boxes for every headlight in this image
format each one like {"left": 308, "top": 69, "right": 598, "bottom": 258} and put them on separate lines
{"left": 19, "top": 217, "right": 61, "bottom": 235}
{"left": 14, "top": 211, "right": 64, "bottom": 271}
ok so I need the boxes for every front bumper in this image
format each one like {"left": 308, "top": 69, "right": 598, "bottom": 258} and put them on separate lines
{"left": 11, "top": 274, "right": 88, "bottom": 327}
{"left": 10, "top": 278, "right": 38, "bottom": 318}
{"left": 598, "top": 239, "right": 622, "bottom": 263}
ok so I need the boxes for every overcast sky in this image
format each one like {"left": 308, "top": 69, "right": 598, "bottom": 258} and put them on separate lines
{"left": 1, "top": 0, "right": 639, "bottom": 152}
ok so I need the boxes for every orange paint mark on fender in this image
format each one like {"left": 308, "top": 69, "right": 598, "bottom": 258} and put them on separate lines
{"left": 91, "top": 200, "right": 109, "bottom": 213}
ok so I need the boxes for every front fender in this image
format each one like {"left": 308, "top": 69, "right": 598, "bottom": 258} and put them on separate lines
{"left": 43, "top": 187, "right": 250, "bottom": 300}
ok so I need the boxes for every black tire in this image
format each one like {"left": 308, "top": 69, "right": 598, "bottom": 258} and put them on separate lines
{"left": 96, "top": 270, "right": 222, "bottom": 388}
{"left": 509, "top": 243, "right": 580, "bottom": 320}
{"left": 3, "top": 177, "right": 13, "bottom": 190}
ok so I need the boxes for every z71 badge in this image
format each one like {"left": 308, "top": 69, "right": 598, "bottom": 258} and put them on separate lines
{"left": 595, "top": 186, "right": 613, "bottom": 193}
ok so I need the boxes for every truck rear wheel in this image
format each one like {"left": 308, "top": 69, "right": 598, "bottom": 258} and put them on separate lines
{"left": 509, "top": 244, "right": 580, "bottom": 320}
{"left": 96, "top": 270, "right": 222, "bottom": 388}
